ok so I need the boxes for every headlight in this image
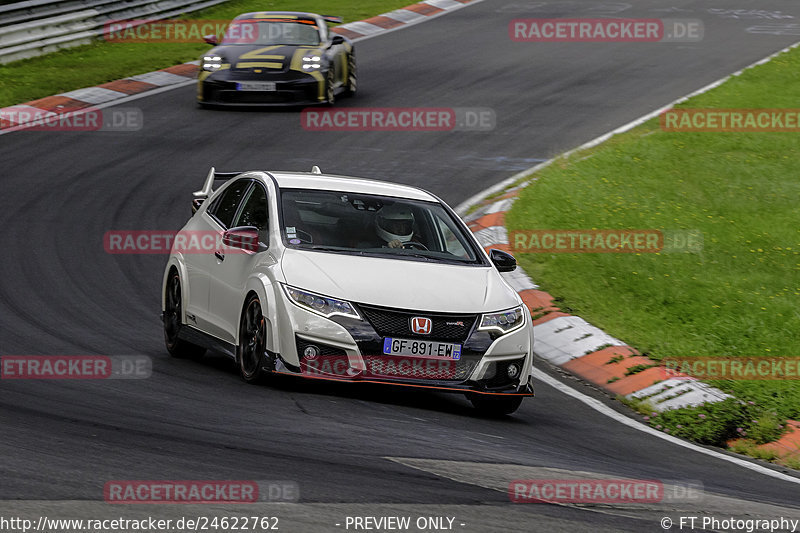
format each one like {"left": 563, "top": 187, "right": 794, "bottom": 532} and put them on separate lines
{"left": 202, "top": 55, "right": 223, "bottom": 71}
{"left": 302, "top": 55, "right": 321, "bottom": 70}
{"left": 282, "top": 285, "right": 360, "bottom": 320}
{"left": 478, "top": 305, "right": 525, "bottom": 335}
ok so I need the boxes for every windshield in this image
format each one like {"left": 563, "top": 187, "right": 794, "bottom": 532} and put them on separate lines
{"left": 280, "top": 189, "right": 483, "bottom": 265}
{"left": 222, "top": 19, "right": 321, "bottom": 46}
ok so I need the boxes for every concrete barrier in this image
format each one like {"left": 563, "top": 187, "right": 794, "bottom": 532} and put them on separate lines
{"left": 0, "top": 0, "right": 230, "bottom": 63}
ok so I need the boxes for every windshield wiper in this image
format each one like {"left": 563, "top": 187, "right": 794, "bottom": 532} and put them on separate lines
{"left": 372, "top": 250, "right": 435, "bottom": 262}
{"left": 307, "top": 245, "right": 346, "bottom": 251}
{"left": 305, "top": 245, "right": 365, "bottom": 255}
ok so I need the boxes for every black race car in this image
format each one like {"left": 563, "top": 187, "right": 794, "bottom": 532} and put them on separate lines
{"left": 197, "top": 12, "right": 356, "bottom": 106}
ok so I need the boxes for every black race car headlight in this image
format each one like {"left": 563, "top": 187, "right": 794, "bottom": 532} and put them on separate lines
{"left": 202, "top": 55, "right": 223, "bottom": 71}
{"left": 478, "top": 305, "right": 525, "bottom": 335}
{"left": 302, "top": 55, "right": 322, "bottom": 71}
{"left": 282, "top": 284, "right": 360, "bottom": 320}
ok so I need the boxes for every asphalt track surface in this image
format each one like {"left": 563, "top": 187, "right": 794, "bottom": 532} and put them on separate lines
{"left": 2, "top": 0, "right": 800, "bottom": 531}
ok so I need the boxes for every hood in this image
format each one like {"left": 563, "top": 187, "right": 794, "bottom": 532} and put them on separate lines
{"left": 280, "top": 249, "right": 520, "bottom": 313}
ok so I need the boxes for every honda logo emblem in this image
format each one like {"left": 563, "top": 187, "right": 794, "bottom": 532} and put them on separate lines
{"left": 411, "top": 317, "right": 432, "bottom": 335}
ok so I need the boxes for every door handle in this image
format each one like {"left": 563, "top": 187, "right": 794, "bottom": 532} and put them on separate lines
{"left": 214, "top": 251, "right": 224, "bottom": 261}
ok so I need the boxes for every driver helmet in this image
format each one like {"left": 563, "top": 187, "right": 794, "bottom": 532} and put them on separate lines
{"left": 376, "top": 204, "right": 414, "bottom": 244}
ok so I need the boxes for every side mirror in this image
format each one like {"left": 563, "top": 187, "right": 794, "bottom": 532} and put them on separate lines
{"left": 203, "top": 34, "right": 218, "bottom": 45}
{"left": 223, "top": 226, "right": 267, "bottom": 252}
{"left": 331, "top": 35, "right": 345, "bottom": 45}
{"left": 489, "top": 249, "right": 516, "bottom": 272}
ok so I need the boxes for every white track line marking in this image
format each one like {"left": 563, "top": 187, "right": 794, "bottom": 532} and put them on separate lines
{"left": 455, "top": 39, "right": 800, "bottom": 215}
{"left": 534, "top": 368, "right": 800, "bottom": 485}
{"left": 453, "top": 36, "right": 800, "bottom": 482}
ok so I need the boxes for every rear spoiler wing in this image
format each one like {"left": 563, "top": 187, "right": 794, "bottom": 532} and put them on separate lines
{"left": 192, "top": 167, "right": 242, "bottom": 214}
{"left": 322, "top": 15, "right": 342, "bottom": 24}
{"left": 191, "top": 165, "right": 323, "bottom": 214}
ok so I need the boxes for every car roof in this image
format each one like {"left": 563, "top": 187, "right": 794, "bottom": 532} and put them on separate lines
{"left": 265, "top": 171, "right": 438, "bottom": 202}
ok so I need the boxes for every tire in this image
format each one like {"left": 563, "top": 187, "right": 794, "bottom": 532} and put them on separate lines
{"left": 237, "top": 294, "right": 268, "bottom": 383}
{"left": 344, "top": 54, "right": 357, "bottom": 97}
{"left": 325, "top": 69, "right": 335, "bottom": 105}
{"left": 468, "top": 394, "right": 524, "bottom": 416}
{"left": 163, "top": 271, "right": 206, "bottom": 359}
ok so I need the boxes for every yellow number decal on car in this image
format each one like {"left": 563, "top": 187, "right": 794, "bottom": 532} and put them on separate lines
{"left": 236, "top": 46, "right": 285, "bottom": 69}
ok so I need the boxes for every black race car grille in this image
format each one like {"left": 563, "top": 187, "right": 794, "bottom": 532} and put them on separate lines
{"left": 358, "top": 305, "right": 477, "bottom": 342}
{"left": 363, "top": 356, "right": 474, "bottom": 381}
{"left": 215, "top": 90, "right": 298, "bottom": 104}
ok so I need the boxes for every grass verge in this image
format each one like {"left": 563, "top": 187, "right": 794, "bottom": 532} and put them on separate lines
{"left": 506, "top": 45, "right": 800, "bottom": 454}
{"left": 0, "top": 0, "right": 412, "bottom": 107}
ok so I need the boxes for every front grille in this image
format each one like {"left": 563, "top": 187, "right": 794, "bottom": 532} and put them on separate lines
{"left": 217, "top": 90, "right": 297, "bottom": 104}
{"left": 358, "top": 305, "right": 477, "bottom": 342}
{"left": 363, "top": 356, "right": 473, "bottom": 381}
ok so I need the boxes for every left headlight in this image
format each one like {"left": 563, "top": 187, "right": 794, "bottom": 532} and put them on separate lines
{"left": 282, "top": 285, "right": 360, "bottom": 320}
{"left": 202, "top": 55, "right": 223, "bottom": 71}
{"left": 478, "top": 305, "right": 525, "bottom": 335}
{"left": 302, "top": 55, "right": 322, "bottom": 71}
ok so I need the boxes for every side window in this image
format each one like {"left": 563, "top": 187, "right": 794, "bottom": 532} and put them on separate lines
{"left": 435, "top": 216, "right": 468, "bottom": 258}
{"left": 233, "top": 184, "right": 269, "bottom": 245}
{"left": 208, "top": 179, "right": 251, "bottom": 229}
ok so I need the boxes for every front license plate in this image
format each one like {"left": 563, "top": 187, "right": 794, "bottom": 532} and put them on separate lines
{"left": 236, "top": 82, "right": 276, "bottom": 91}
{"left": 382, "top": 338, "right": 461, "bottom": 360}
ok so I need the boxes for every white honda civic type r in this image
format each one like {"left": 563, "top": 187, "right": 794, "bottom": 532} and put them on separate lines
{"left": 161, "top": 167, "right": 534, "bottom": 415}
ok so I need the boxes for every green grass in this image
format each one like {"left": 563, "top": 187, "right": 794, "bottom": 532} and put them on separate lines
{"left": 0, "top": 0, "right": 412, "bottom": 107}
{"left": 729, "top": 439, "right": 781, "bottom": 462}
{"left": 506, "top": 46, "right": 800, "bottom": 440}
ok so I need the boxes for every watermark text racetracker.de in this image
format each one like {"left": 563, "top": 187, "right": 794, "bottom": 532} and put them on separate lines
{"left": 103, "top": 19, "right": 257, "bottom": 43}
{"left": 509, "top": 18, "right": 703, "bottom": 42}
{"left": 103, "top": 480, "right": 298, "bottom": 503}
{"left": 509, "top": 479, "right": 703, "bottom": 504}
{"left": 661, "top": 108, "right": 800, "bottom": 131}
{"left": 0, "top": 107, "right": 143, "bottom": 132}
{"left": 300, "top": 354, "right": 460, "bottom": 381}
{"left": 301, "top": 107, "right": 495, "bottom": 131}
{"left": 0, "top": 355, "right": 150, "bottom": 379}
{"left": 510, "top": 229, "right": 703, "bottom": 254}
{"left": 661, "top": 516, "right": 799, "bottom": 532}
{"left": 661, "top": 357, "right": 800, "bottom": 380}
{"left": 104, "top": 229, "right": 260, "bottom": 254}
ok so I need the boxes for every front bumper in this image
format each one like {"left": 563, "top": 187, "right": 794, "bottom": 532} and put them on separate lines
{"left": 198, "top": 69, "right": 325, "bottom": 106}
{"left": 270, "top": 292, "right": 534, "bottom": 397}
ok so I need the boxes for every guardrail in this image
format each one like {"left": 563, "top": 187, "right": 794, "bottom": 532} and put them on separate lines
{"left": 0, "top": 0, "right": 229, "bottom": 64}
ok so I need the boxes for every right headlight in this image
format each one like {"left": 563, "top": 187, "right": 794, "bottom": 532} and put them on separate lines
{"left": 302, "top": 55, "right": 322, "bottom": 71}
{"left": 202, "top": 54, "right": 223, "bottom": 71}
{"left": 282, "top": 284, "right": 360, "bottom": 320}
{"left": 478, "top": 305, "right": 525, "bottom": 335}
